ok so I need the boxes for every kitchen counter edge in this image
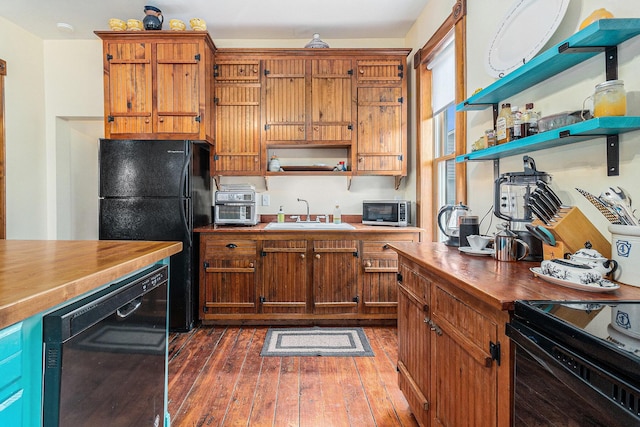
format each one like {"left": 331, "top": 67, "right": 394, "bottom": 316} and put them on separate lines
{"left": 0, "top": 240, "right": 182, "bottom": 329}
{"left": 389, "top": 241, "right": 640, "bottom": 312}
{"left": 195, "top": 223, "right": 424, "bottom": 234}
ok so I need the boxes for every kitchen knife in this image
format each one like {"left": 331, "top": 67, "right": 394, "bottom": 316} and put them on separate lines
{"left": 536, "top": 180, "right": 564, "bottom": 208}
{"left": 531, "top": 190, "right": 560, "bottom": 218}
{"left": 525, "top": 223, "right": 556, "bottom": 246}
{"left": 530, "top": 192, "right": 557, "bottom": 222}
{"left": 528, "top": 202, "right": 551, "bottom": 225}
{"left": 534, "top": 187, "right": 560, "bottom": 213}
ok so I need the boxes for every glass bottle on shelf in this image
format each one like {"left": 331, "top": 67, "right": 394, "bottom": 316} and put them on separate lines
{"left": 522, "top": 103, "right": 540, "bottom": 137}
{"left": 496, "top": 103, "right": 512, "bottom": 144}
{"left": 511, "top": 105, "right": 522, "bottom": 140}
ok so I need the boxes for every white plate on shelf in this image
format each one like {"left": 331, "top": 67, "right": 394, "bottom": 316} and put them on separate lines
{"left": 485, "top": 0, "right": 570, "bottom": 78}
{"left": 458, "top": 246, "right": 494, "bottom": 256}
{"left": 530, "top": 267, "right": 620, "bottom": 293}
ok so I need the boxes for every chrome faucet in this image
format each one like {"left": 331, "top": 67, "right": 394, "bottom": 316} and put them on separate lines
{"left": 297, "top": 198, "right": 310, "bottom": 222}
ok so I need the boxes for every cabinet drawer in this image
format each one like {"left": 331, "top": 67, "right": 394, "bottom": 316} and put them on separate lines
{"left": 203, "top": 239, "right": 257, "bottom": 260}
{"left": 214, "top": 60, "right": 261, "bottom": 82}
{"left": 356, "top": 60, "right": 404, "bottom": 84}
{"left": 398, "top": 263, "right": 429, "bottom": 303}
{"left": 362, "top": 242, "right": 398, "bottom": 272}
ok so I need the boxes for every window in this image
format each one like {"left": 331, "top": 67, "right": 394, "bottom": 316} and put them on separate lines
{"left": 414, "top": 0, "right": 466, "bottom": 242}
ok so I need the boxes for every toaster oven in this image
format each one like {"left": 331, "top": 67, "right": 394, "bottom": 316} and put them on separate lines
{"left": 214, "top": 187, "right": 258, "bottom": 225}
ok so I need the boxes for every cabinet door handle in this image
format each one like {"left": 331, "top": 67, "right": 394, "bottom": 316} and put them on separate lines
{"left": 300, "top": 254, "right": 305, "bottom": 259}
{"left": 159, "top": 117, "right": 164, "bottom": 123}
{"left": 365, "top": 261, "right": 372, "bottom": 267}
{"left": 226, "top": 243, "right": 237, "bottom": 249}
{"left": 249, "top": 262, "right": 254, "bottom": 268}
{"left": 315, "top": 254, "right": 321, "bottom": 259}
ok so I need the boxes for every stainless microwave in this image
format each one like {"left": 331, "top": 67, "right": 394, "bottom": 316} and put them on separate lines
{"left": 362, "top": 200, "right": 411, "bottom": 227}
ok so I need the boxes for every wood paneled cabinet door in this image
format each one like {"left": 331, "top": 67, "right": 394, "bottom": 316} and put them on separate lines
{"left": 356, "top": 59, "right": 406, "bottom": 176}
{"left": 397, "top": 262, "right": 431, "bottom": 427}
{"left": 259, "top": 240, "right": 307, "bottom": 314}
{"left": 213, "top": 60, "right": 262, "bottom": 174}
{"left": 263, "top": 59, "right": 306, "bottom": 143}
{"left": 429, "top": 285, "right": 502, "bottom": 427}
{"left": 360, "top": 241, "right": 400, "bottom": 315}
{"left": 98, "top": 32, "right": 214, "bottom": 142}
{"left": 310, "top": 59, "right": 354, "bottom": 144}
{"left": 312, "top": 240, "right": 359, "bottom": 314}
{"left": 199, "top": 238, "right": 257, "bottom": 318}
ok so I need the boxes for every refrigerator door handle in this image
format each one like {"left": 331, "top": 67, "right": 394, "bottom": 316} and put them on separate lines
{"left": 180, "top": 142, "right": 191, "bottom": 198}
{"left": 181, "top": 198, "right": 192, "bottom": 248}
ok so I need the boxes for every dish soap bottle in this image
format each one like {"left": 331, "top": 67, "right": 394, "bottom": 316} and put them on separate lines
{"left": 277, "top": 206, "right": 285, "bottom": 223}
{"left": 333, "top": 203, "right": 342, "bottom": 224}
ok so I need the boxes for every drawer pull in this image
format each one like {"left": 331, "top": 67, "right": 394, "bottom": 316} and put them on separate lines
{"left": 226, "top": 243, "right": 237, "bottom": 249}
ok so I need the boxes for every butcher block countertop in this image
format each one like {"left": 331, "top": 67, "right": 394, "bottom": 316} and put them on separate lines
{"left": 0, "top": 240, "right": 182, "bottom": 329}
{"left": 390, "top": 242, "right": 640, "bottom": 312}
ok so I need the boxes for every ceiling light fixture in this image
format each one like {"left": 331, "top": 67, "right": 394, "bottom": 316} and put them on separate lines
{"left": 56, "top": 22, "right": 75, "bottom": 33}
{"left": 305, "top": 33, "right": 329, "bottom": 48}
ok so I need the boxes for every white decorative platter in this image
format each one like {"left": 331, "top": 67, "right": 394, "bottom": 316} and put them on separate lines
{"left": 485, "top": 0, "right": 570, "bottom": 78}
{"left": 530, "top": 267, "right": 620, "bottom": 293}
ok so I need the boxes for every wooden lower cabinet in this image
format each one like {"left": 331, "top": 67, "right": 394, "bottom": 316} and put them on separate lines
{"left": 200, "top": 238, "right": 257, "bottom": 315}
{"left": 397, "top": 255, "right": 511, "bottom": 427}
{"left": 198, "top": 229, "right": 420, "bottom": 323}
{"left": 312, "top": 240, "right": 359, "bottom": 315}
{"left": 260, "top": 240, "right": 308, "bottom": 314}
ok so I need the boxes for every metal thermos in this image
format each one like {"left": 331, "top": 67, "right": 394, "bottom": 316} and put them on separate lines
{"left": 459, "top": 216, "right": 479, "bottom": 248}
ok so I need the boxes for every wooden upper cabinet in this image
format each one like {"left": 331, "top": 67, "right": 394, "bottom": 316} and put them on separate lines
{"left": 96, "top": 31, "right": 215, "bottom": 143}
{"left": 356, "top": 59, "right": 407, "bottom": 177}
{"left": 210, "top": 48, "right": 410, "bottom": 181}
{"left": 213, "top": 59, "right": 262, "bottom": 175}
{"left": 102, "top": 41, "right": 153, "bottom": 135}
{"left": 263, "top": 59, "right": 307, "bottom": 142}
{"left": 310, "top": 59, "right": 353, "bottom": 143}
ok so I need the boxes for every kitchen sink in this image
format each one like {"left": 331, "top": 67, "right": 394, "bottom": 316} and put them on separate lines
{"left": 265, "top": 222, "right": 356, "bottom": 230}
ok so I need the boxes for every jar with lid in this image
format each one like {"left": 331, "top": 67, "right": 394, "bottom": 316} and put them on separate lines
{"left": 593, "top": 80, "right": 626, "bottom": 117}
{"left": 496, "top": 103, "right": 512, "bottom": 144}
{"left": 511, "top": 106, "right": 522, "bottom": 140}
{"left": 522, "top": 103, "right": 540, "bottom": 137}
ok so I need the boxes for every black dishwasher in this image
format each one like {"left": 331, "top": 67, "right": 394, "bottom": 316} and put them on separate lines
{"left": 43, "top": 264, "right": 169, "bottom": 427}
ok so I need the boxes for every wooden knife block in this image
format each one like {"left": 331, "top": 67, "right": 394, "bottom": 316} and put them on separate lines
{"left": 532, "top": 206, "right": 611, "bottom": 258}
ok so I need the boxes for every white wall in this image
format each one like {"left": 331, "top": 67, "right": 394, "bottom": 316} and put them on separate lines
{"left": 404, "top": 0, "right": 640, "bottom": 239}
{"left": 0, "top": 17, "right": 48, "bottom": 239}
{"left": 462, "top": 0, "right": 640, "bottom": 238}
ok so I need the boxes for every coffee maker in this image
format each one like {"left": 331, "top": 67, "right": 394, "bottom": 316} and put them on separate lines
{"left": 493, "top": 156, "right": 548, "bottom": 261}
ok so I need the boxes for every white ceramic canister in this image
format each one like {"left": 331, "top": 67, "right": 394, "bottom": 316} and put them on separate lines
{"left": 609, "top": 224, "right": 640, "bottom": 287}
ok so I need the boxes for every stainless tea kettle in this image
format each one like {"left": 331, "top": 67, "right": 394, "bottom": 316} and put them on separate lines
{"left": 437, "top": 203, "right": 470, "bottom": 246}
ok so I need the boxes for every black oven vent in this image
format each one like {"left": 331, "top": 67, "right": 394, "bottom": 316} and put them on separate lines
{"left": 553, "top": 345, "right": 640, "bottom": 419}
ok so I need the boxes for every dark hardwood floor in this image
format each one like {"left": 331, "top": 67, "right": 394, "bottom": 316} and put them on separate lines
{"left": 168, "top": 325, "right": 419, "bottom": 427}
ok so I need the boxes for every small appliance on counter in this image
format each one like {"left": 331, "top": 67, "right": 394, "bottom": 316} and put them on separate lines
{"left": 437, "top": 202, "right": 471, "bottom": 246}
{"left": 214, "top": 184, "right": 258, "bottom": 226}
{"left": 362, "top": 200, "right": 411, "bottom": 227}
{"left": 494, "top": 155, "right": 550, "bottom": 261}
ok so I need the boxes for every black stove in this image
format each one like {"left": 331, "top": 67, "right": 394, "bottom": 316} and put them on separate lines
{"left": 507, "top": 300, "right": 640, "bottom": 426}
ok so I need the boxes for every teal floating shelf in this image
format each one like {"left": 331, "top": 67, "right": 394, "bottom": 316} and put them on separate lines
{"left": 457, "top": 19, "right": 640, "bottom": 112}
{"left": 456, "top": 117, "right": 640, "bottom": 162}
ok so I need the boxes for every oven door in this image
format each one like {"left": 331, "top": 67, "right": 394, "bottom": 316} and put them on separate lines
{"left": 507, "top": 319, "right": 640, "bottom": 426}
{"left": 214, "top": 203, "right": 257, "bottom": 225}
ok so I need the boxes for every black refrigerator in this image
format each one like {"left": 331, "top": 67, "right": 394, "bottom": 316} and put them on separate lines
{"left": 99, "top": 139, "right": 211, "bottom": 331}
